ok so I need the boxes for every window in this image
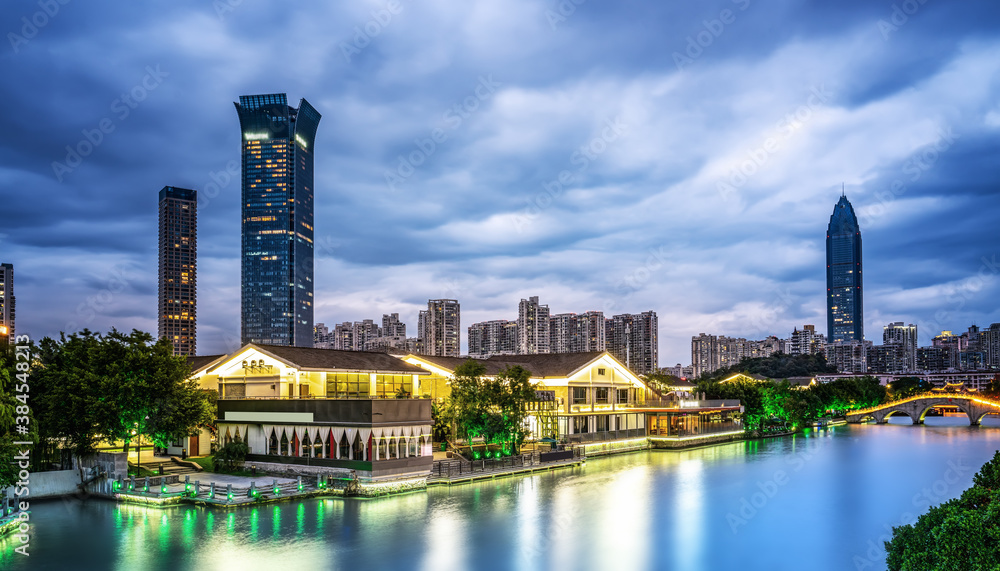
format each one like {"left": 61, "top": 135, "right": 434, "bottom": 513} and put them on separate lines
{"left": 326, "top": 373, "right": 370, "bottom": 398}
{"left": 596, "top": 415, "right": 610, "bottom": 432}
{"left": 375, "top": 374, "right": 413, "bottom": 398}
{"left": 595, "top": 387, "right": 609, "bottom": 404}
{"left": 572, "top": 387, "right": 588, "bottom": 404}
{"left": 598, "top": 368, "right": 606, "bottom": 376}
{"left": 617, "top": 389, "right": 630, "bottom": 404}
{"left": 573, "top": 416, "right": 589, "bottom": 433}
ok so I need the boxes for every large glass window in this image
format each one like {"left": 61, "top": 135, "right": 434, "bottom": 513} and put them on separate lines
{"left": 573, "top": 416, "right": 589, "bottom": 433}
{"left": 375, "top": 374, "right": 413, "bottom": 398}
{"left": 572, "top": 387, "right": 588, "bottom": 405}
{"left": 617, "top": 389, "right": 629, "bottom": 404}
{"left": 326, "top": 373, "right": 370, "bottom": 398}
{"left": 595, "top": 387, "right": 609, "bottom": 404}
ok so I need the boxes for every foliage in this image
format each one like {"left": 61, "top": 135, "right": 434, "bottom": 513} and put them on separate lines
{"left": 698, "top": 374, "right": 887, "bottom": 433}
{"left": 886, "top": 451, "right": 1000, "bottom": 570}
{"left": 699, "top": 352, "right": 837, "bottom": 383}
{"left": 214, "top": 441, "right": 249, "bottom": 472}
{"left": 0, "top": 343, "right": 36, "bottom": 487}
{"left": 449, "top": 360, "right": 537, "bottom": 455}
{"left": 431, "top": 400, "right": 452, "bottom": 442}
{"left": 31, "top": 329, "right": 217, "bottom": 458}
{"left": 888, "top": 377, "right": 933, "bottom": 400}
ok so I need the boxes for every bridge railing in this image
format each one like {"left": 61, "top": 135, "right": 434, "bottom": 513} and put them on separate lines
{"left": 848, "top": 392, "right": 1000, "bottom": 416}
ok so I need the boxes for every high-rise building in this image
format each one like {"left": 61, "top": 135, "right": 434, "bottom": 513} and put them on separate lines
{"left": 549, "top": 311, "right": 607, "bottom": 354}
{"left": 788, "top": 325, "right": 826, "bottom": 356}
{"left": 607, "top": 311, "right": 658, "bottom": 375}
{"left": 518, "top": 296, "right": 550, "bottom": 354}
{"left": 0, "top": 263, "right": 13, "bottom": 343}
{"left": 826, "top": 194, "right": 864, "bottom": 344}
{"left": 352, "top": 319, "right": 382, "bottom": 351}
{"left": 314, "top": 323, "right": 332, "bottom": 348}
{"left": 420, "top": 299, "right": 460, "bottom": 356}
{"left": 333, "top": 322, "right": 354, "bottom": 351}
{"left": 824, "top": 340, "right": 870, "bottom": 373}
{"left": 468, "top": 320, "right": 518, "bottom": 358}
{"left": 883, "top": 322, "right": 918, "bottom": 372}
{"left": 382, "top": 313, "right": 406, "bottom": 337}
{"left": 157, "top": 186, "right": 197, "bottom": 356}
{"left": 236, "top": 93, "right": 321, "bottom": 347}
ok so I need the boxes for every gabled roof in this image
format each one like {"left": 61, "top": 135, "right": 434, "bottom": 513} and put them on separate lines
{"left": 214, "top": 344, "right": 428, "bottom": 374}
{"left": 406, "top": 351, "right": 619, "bottom": 378}
{"left": 187, "top": 354, "right": 227, "bottom": 375}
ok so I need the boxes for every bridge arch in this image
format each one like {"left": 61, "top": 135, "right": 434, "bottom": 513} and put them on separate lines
{"left": 917, "top": 403, "right": 974, "bottom": 425}
{"left": 884, "top": 410, "right": 916, "bottom": 424}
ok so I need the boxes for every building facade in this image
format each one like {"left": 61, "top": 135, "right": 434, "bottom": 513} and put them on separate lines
{"left": 0, "top": 263, "right": 13, "bottom": 343}
{"left": 550, "top": 311, "right": 606, "bottom": 354}
{"left": 420, "top": 299, "right": 460, "bottom": 356}
{"left": 192, "top": 344, "right": 433, "bottom": 482}
{"left": 382, "top": 313, "right": 406, "bottom": 337}
{"left": 788, "top": 325, "right": 825, "bottom": 356}
{"left": 236, "top": 93, "right": 321, "bottom": 347}
{"left": 824, "top": 340, "right": 870, "bottom": 374}
{"left": 157, "top": 186, "right": 197, "bottom": 355}
{"left": 826, "top": 195, "right": 864, "bottom": 344}
{"left": 468, "top": 319, "right": 518, "bottom": 358}
{"left": 518, "top": 296, "right": 551, "bottom": 354}
{"left": 606, "top": 311, "right": 658, "bottom": 375}
{"left": 883, "top": 322, "right": 918, "bottom": 372}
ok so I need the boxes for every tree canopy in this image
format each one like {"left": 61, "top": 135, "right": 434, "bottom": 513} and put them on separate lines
{"left": 448, "top": 360, "right": 536, "bottom": 456}
{"left": 699, "top": 352, "right": 837, "bottom": 383}
{"left": 886, "top": 451, "right": 1000, "bottom": 570}
{"left": 31, "top": 329, "right": 216, "bottom": 459}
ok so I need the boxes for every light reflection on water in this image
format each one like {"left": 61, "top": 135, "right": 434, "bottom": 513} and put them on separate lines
{"left": 3, "top": 417, "right": 1000, "bottom": 571}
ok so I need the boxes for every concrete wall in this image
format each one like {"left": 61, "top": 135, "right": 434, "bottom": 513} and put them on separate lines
{"left": 28, "top": 470, "right": 81, "bottom": 499}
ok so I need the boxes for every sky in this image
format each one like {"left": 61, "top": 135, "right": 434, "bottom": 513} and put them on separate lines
{"left": 2, "top": 0, "right": 999, "bottom": 365}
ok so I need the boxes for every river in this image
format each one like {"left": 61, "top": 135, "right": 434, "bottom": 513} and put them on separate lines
{"left": 4, "top": 416, "right": 1000, "bottom": 571}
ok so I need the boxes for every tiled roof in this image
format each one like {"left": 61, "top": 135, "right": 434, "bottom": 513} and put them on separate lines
{"left": 411, "top": 351, "right": 613, "bottom": 378}
{"left": 246, "top": 344, "right": 428, "bottom": 374}
{"left": 186, "top": 354, "right": 226, "bottom": 374}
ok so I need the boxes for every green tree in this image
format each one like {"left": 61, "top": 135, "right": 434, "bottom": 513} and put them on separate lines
{"left": 449, "top": 360, "right": 536, "bottom": 455}
{"left": 886, "top": 451, "right": 1000, "bottom": 570}
{"left": 214, "top": 441, "right": 249, "bottom": 472}
{"left": 31, "top": 329, "right": 216, "bottom": 465}
{"left": 0, "top": 343, "right": 36, "bottom": 487}
{"left": 887, "top": 377, "right": 932, "bottom": 400}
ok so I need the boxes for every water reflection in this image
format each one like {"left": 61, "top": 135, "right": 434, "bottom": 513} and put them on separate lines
{"left": 6, "top": 419, "right": 1000, "bottom": 571}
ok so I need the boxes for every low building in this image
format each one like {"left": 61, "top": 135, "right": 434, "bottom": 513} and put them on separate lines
{"left": 401, "top": 351, "right": 650, "bottom": 443}
{"left": 191, "top": 343, "right": 433, "bottom": 482}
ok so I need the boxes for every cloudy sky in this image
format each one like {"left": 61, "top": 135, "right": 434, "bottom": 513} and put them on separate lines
{"left": 2, "top": 0, "right": 999, "bottom": 364}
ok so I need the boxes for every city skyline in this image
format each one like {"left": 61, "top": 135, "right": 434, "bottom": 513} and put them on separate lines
{"left": 3, "top": 2, "right": 1000, "bottom": 366}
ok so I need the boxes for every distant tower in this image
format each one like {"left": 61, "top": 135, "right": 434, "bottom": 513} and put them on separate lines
{"left": 420, "top": 300, "right": 461, "bottom": 356}
{"left": 158, "top": 187, "right": 197, "bottom": 355}
{"left": 517, "top": 296, "right": 551, "bottom": 354}
{"left": 0, "top": 263, "right": 14, "bottom": 343}
{"left": 826, "top": 194, "right": 864, "bottom": 344}
{"left": 235, "top": 93, "right": 321, "bottom": 347}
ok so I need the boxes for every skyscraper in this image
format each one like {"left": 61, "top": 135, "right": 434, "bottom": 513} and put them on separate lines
{"left": 826, "top": 194, "right": 864, "bottom": 344}
{"left": 235, "top": 93, "right": 321, "bottom": 347}
{"left": 883, "top": 322, "right": 918, "bottom": 371}
{"left": 468, "top": 320, "right": 518, "bottom": 358}
{"left": 157, "top": 186, "right": 197, "bottom": 355}
{"left": 420, "top": 299, "right": 461, "bottom": 356}
{"left": 517, "top": 296, "right": 550, "bottom": 354}
{"left": 0, "top": 263, "right": 13, "bottom": 343}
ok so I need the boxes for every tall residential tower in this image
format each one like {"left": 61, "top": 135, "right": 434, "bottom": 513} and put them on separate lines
{"left": 0, "top": 263, "right": 13, "bottom": 343}
{"left": 826, "top": 194, "right": 864, "bottom": 344}
{"left": 157, "top": 187, "right": 197, "bottom": 355}
{"left": 235, "top": 93, "right": 321, "bottom": 347}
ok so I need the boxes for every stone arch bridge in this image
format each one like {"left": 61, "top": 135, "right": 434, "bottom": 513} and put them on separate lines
{"left": 846, "top": 394, "right": 1000, "bottom": 426}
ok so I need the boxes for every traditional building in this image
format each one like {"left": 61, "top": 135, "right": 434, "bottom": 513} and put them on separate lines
{"left": 401, "top": 351, "right": 650, "bottom": 443}
{"left": 191, "top": 344, "right": 432, "bottom": 481}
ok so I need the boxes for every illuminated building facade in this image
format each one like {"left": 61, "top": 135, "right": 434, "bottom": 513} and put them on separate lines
{"left": 826, "top": 194, "right": 864, "bottom": 344}
{"left": 0, "top": 263, "right": 13, "bottom": 342}
{"left": 157, "top": 186, "right": 197, "bottom": 355}
{"left": 607, "top": 311, "right": 658, "bottom": 375}
{"left": 419, "top": 299, "right": 460, "bottom": 356}
{"left": 235, "top": 93, "right": 321, "bottom": 347}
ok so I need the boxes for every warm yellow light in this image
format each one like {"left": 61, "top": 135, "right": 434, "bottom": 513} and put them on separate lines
{"left": 0, "top": 325, "right": 7, "bottom": 335}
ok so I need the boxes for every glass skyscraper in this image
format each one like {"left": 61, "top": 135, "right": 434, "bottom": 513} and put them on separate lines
{"left": 826, "top": 195, "right": 864, "bottom": 344}
{"left": 235, "top": 93, "right": 321, "bottom": 347}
